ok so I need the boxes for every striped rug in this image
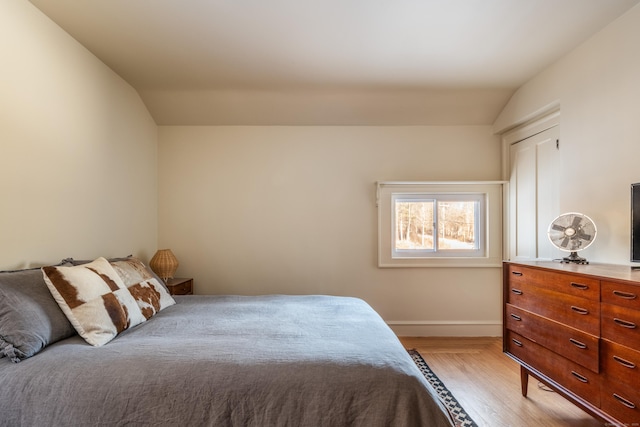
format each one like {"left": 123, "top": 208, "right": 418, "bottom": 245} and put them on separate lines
{"left": 409, "top": 349, "right": 478, "bottom": 427}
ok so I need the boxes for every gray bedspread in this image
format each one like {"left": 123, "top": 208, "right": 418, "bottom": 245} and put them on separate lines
{"left": 0, "top": 295, "right": 455, "bottom": 427}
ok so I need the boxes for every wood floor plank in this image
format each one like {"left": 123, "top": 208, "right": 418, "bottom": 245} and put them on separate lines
{"left": 399, "top": 337, "right": 606, "bottom": 427}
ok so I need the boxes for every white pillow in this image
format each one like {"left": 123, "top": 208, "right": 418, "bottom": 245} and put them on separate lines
{"left": 42, "top": 257, "right": 149, "bottom": 346}
{"left": 110, "top": 257, "right": 176, "bottom": 319}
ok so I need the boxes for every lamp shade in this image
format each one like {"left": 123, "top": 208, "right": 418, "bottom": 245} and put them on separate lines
{"left": 149, "top": 249, "right": 178, "bottom": 282}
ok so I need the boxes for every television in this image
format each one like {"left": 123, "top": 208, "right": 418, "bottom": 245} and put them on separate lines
{"left": 632, "top": 183, "right": 640, "bottom": 266}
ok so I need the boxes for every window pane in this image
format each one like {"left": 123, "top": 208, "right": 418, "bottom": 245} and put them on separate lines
{"left": 437, "top": 201, "right": 478, "bottom": 250}
{"left": 395, "top": 201, "right": 434, "bottom": 250}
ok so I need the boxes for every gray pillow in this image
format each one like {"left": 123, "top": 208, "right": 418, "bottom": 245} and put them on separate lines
{"left": 64, "top": 255, "right": 133, "bottom": 266}
{"left": 66, "top": 255, "right": 170, "bottom": 293}
{"left": 0, "top": 265, "right": 76, "bottom": 362}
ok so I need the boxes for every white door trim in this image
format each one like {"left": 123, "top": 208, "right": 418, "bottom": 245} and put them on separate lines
{"left": 498, "top": 104, "right": 561, "bottom": 261}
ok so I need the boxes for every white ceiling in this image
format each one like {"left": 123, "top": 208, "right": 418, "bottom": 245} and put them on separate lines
{"left": 28, "top": 0, "right": 640, "bottom": 125}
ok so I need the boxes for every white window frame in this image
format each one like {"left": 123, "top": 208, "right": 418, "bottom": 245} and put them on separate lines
{"left": 377, "top": 181, "right": 505, "bottom": 268}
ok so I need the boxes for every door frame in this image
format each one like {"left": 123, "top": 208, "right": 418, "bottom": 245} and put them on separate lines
{"left": 499, "top": 104, "right": 561, "bottom": 261}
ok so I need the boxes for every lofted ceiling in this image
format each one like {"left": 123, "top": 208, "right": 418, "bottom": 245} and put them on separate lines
{"left": 28, "top": 0, "right": 640, "bottom": 126}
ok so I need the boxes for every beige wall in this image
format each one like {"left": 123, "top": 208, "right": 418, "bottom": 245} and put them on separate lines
{"left": 495, "top": 4, "right": 640, "bottom": 265}
{"left": 9, "top": 0, "right": 639, "bottom": 336}
{"left": 158, "top": 126, "right": 503, "bottom": 335}
{"left": 0, "top": 0, "right": 158, "bottom": 269}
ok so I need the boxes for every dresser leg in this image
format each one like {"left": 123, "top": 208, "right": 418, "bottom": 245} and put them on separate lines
{"left": 520, "top": 366, "right": 529, "bottom": 397}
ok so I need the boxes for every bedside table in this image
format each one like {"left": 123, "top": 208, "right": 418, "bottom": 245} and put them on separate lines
{"left": 165, "top": 278, "right": 193, "bottom": 295}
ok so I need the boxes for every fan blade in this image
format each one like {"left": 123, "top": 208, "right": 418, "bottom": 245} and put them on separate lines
{"left": 561, "top": 237, "right": 571, "bottom": 248}
{"left": 571, "top": 216, "right": 582, "bottom": 228}
{"left": 576, "top": 232, "right": 592, "bottom": 241}
{"left": 551, "top": 224, "right": 566, "bottom": 232}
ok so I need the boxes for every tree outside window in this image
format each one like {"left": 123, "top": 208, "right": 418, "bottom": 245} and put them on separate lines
{"left": 394, "top": 198, "right": 479, "bottom": 255}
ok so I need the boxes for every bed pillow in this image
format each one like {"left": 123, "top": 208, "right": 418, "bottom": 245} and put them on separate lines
{"left": 65, "top": 255, "right": 170, "bottom": 293}
{"left": 42, "top": 257, "right": 149, "bottom": 347}
{"left": 112, "top": 256, "right": 170, "bottom": 293}
{"left": 110, "top": 257, "right": 175, "bottom": 318}
{"left": 0, "top": 264, "right": 76, "bottom": 363}
{"left": 63, "top": 255, "right": 133, "bottom": 266}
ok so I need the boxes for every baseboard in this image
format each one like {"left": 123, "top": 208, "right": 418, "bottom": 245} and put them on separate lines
{"left": 386, "top": 320, "right": 502, "bottom": 337}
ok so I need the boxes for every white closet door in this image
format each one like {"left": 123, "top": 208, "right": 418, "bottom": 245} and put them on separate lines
{"left": 509, "top": 125, "right": 560, "bottom": 261}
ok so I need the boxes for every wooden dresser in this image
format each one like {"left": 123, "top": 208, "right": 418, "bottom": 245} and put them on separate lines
{"left": 504, "top": 261, "right": 640, "bottom": 426}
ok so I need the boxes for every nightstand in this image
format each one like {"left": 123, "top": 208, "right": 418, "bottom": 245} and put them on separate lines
{"left": 165, "top": 278, "right": 193, "bottom": 295}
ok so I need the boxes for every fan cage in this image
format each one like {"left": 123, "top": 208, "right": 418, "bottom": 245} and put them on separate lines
{"left": 547, "top": 212, "right": 597, "bottom": 264}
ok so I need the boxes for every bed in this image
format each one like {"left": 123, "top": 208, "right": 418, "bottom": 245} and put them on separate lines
{"left": 0, "top": 257, "right": 455, "bottom": 427}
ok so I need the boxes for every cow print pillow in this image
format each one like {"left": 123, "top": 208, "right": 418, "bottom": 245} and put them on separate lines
{"left": 110, "top": 257, "right": 175, "bottom": 319}
{"left": 42, "top": 257, "right": 170, "bottom": 347}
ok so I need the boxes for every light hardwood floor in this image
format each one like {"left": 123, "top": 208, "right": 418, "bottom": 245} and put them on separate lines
{"left": 398, "top": 337, "right": 606, "bottom": 427}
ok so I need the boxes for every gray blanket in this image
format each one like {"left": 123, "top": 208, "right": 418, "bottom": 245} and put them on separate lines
{"left": 0, "top": 295, "right": 455, "bottom": 427}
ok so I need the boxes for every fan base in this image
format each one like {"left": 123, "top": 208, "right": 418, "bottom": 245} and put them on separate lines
{"left": 562, "top": 252, "right": 589, "bottom": 264}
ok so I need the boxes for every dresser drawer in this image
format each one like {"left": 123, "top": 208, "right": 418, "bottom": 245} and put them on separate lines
{"left": 601, "top": 340, "right": 640, "bottom": 390}
{"left": 602, "top": 280, "right": 640, "bottom": 310}
{"left": 506, "top": 264, "right": 600, "bottom": 301}
{"left": 506, "top": 304, "right": 599, "bottom": 372}
{"left": 602, "top": 303, "right": 640, "bottom": 349}
{"left": 505, "top": 330, "right": 600, "bottom": 407}
{"left": 601, "top": 381, "right": 640, "bottom": 426}
{"left": 507, "top": 280, "right": 599, "bottom": 336}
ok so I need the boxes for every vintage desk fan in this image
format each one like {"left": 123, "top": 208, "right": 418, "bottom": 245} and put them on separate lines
{"left": 547, "top": 212, "right": 597, "bottom": 264}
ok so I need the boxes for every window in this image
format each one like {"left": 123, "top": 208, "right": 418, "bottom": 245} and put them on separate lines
{"left": 377, "top": 182, "right": 504, "bottom": 267}
{"left": 392, "top": 193, "right": 485, "bottom": 258}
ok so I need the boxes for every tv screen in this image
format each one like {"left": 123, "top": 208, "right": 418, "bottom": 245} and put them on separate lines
{"left": 632, "top": 183, "right": 640, "bottom": 264}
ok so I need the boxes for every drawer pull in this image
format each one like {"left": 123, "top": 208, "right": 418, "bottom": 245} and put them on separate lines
{"left": 613, "top": 355, "right": 636, "bottom": 369}
{"left": 510, "top": 313, "right": 522, "bottom": 321}
{"left": 614, "top": 318, "right": 637, "bottom": 329}
{"left": 570, "top": 306, "right": 589, "bottom": 315}
{"left": 511, "top": 288, "right": 523, "bottom": 295}
{"left": 511, "top": 271, "right": 523, "bottom": 276}
{"left": 569, "top": 338, "right": 587, "bottom": 349}
{"left": 570, "top": 371, "right": 588, "bottom": 383}
{"left": 613, "top": 393, "right": 636, "bottom": 409}
{"left": 511, "top": 339, "right": 523, "bottom": 347}
{"left": 570, "top": 282, "right": 589, "bottom": 290}
{"left": 613, "top": 290, "right": 638, "bottom": 300}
